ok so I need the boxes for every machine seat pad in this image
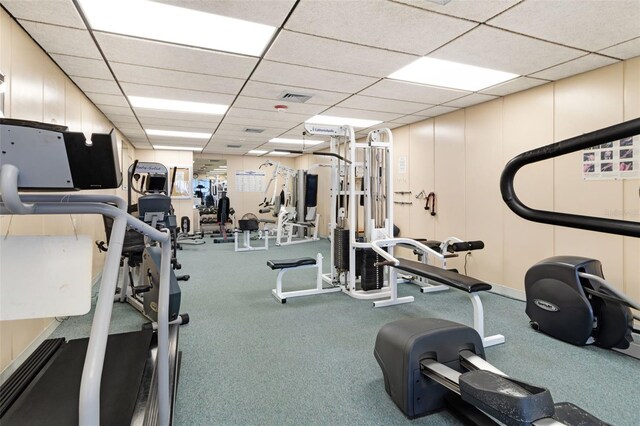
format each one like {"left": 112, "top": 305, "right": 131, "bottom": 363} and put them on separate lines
{"left": 395, "top": 259, "right": 491, "bottom": 293}
{"left": 267, "top": 257, "right": 316, "bottom": 270}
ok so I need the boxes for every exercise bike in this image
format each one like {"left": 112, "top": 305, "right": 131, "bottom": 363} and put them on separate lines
{"left": 501, "top": 118, "right": 640, "bottom": 359}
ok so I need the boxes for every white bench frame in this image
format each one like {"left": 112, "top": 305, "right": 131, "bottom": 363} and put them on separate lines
{"left": 371, "top": 238, "right": 505, "bottom": 348}
{"left": 271, "top": 253, "right": 341, "bottom": 303}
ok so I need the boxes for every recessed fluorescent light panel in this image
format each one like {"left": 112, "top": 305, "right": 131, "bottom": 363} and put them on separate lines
{"left": 129, "top": 96, "right": 227, "bottom": 115}
{"left": 146, "top": 129, "right": 212, "bottom": 139}
{"left": 389, "top": 57, "right": 518, "bottom": 92}
{"left": 267, "top": 151, "right": 290, "bottom": 156}
{"left": 77, "top": 0, "right": 276, "bottom": 56}
{"left": 248, "top": 150, "right": 267, "bottom": 155}
{"left": 306, "top": 115, "right": 382, "bottom": 128}
{"left": 268, "top": 138, "right": 323, "bottom": 145}
{"left": 153, "top": 145, "right": 203, "bottom": 151}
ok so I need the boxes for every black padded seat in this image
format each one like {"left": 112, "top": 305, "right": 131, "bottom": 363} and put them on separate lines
{"left": 267, "top": 257, "right": 316, "bottom": 270}
{"left": 395, "top": 258, "right": 491, "bottom": 293}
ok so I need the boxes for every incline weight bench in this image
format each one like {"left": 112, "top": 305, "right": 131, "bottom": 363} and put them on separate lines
{"left": 267, "top": 254, "right": 341, "bottom": 303}
{"left": 371, "top": 238, "right": 505, "bottom": 347}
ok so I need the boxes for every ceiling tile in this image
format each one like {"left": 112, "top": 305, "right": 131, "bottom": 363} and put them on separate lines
{"left": 391, "top": 115, "right": 431, "bottom": 125}
{"left": 127, "top": 137, "right": 153, "bottom": 148}
{"left": 265, "top": 30, "right": 417, "bottom": 77}
{"left": 153, "top": 0, "right": 297, "bottom": 26}
{"left": 393, "top": 0, "right": 520, "bottom": 23}
{"left": 119, "top": 128, "right": 147, "bottom": 140}
{"left": 414, "top": 105, "right": 459, "bottom": 118}
{"left": 285, "top": 0, "right": 476, "bottom": 55}
{"left": 318, "top": 107, "right": 403, "bottom": 123}
{"left": 430, "top": 25, "right": 584, "bottom": 75}
{"left": 216, "top": 123, "right": 286, "bottom": 136}
{"left": 443, "top": 93, "right": 498, "bottom": 108}
{"left": 212, "top": 131, "right": 270, "bottom": 142}
{"left": 71, "top": 76, "right": 121, "bottom": 95}
{"left": 110, "top": 63, "right": 245, "bottom": 95}
{"left": 134, "top": 108, "right": 225, "bottom": 123}
{"left": 138, "top": 116, "right": 222, "bottom": 130}
{"left": 2, "top": 0, "right": 85, "bottom": 28}
{"left": 480, "top": 76, "right": 549, "bottom": 97}
{"left": 19, "top": 21, "right": 101, "bottom": 59}
{"left": 233, "top": 96, "right": 327, "bottom": 116}
{"left": 252, "top": 61, "right": 378, "bottom": 93}
{"left": 85, "top": 92, "right": 130, "bottom": 108}
{"left": 226, "top": 106, "right": 310, "bottom": 124}
{"left": 220, "top": 116, "right": 296, "bottom": 131}
{"left": 120, "top": 83, "right": 235, "bottom": 105}
{"left": 98, "top": 105, "right": 134, "bottom": 116}
{"left": 530, "top": 54, "right": 619, "bottom": 81}
{"left": 240, "top": 81, "right": 350, "bottom": 106}
{"left": 337, "top": 95, "right": 433, "bottom": 115}
{"left": 360, "top": 79, "right": 468, "bottom": 104}
{"left": 488, "top": 0, "right": 640, "bottom": 51}
{"left": 95, "top": 33, "right": 258, "bottom": 78}
{"left": 150, "top": 139, "right": 207, "bottom": 149}
{"left": 599, "top": 37, "right": 640, "bottom": 60}
{"left": 50, "top": 54, "right": 113, "bottom": 80}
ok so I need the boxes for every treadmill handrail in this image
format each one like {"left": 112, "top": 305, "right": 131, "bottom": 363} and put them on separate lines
{"left": 0, "top": 163, "right": 172, "bottom": 426}
{"left": 500, "top": 118, "right": 640, "bottom": 238}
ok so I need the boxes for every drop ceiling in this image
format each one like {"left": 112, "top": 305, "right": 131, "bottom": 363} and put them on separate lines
{"left": 2, "top": 0, "right": 639, "bottom": 155}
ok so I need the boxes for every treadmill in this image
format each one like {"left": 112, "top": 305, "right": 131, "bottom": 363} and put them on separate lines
{"left": 0, "top": 119, "right": 181, "bottom": 425}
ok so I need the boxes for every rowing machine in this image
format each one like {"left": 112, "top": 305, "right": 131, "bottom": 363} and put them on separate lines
{"left": 374, "top": 318, "right": 606, "bottom": 425}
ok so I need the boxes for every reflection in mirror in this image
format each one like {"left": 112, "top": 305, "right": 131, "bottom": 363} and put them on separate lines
{"left": 193, "top": 155, "right": 227, "bottom": 208}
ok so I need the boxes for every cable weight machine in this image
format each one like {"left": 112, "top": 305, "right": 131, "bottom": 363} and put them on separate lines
{"left": 304, "top": 123, "right": 412, "bottom": 307}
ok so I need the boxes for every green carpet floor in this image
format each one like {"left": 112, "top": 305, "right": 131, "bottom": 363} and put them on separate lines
{"left": 52, "top": 238, "right": 639, "bottom": 425}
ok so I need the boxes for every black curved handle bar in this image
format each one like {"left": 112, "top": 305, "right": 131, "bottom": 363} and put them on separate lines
{"left": 500, "top": 118, "right": 640, "bottom": 238}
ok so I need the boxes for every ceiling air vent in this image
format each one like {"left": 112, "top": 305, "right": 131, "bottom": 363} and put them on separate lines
{"left": 227, "top": 144, "right": 242, "bottom": 148}
{"left": 277, "top": 91, "right": 312, "bottom": 103}
{"left": 244, "top": 128, "right": 265, "bottom": 133}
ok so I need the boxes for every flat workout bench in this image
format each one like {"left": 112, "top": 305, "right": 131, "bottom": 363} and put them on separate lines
{"left": 267, "top": 254, "right": 341, "bottom": 303}
{"left": 371, "top": 238, "right": 505, "bottom": 348}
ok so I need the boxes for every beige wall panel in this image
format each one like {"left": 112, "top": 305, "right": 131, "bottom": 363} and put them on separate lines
{"left": 433, "top": 111, "right": 466, "bottom": 230}
{"left": 1, "top": 10, "right": 11, "bottom": 118}
{"left": 65, "top": 81, "right": 83, "bottom": 131}
{"left": 622, "top": 57, "right": 640, "bottom": 303}
{"left": 9, "top": 22, "right": 43, "bottom": 121}
{"left": 502, "top": 84, "right": 555, "bottom": 290}
{"left": 0, "top": 321, "right": 13, "bottom": 370}
{"left": 408, "top": 119, "right": 435, "bottom": 240}
{"left": 10, "top": 318, "right": 48, "bottom": 359}
{"left": 554, "top": 64, "right": 625, "bottom": 289}
{"left": 464, "top": 99, "right": 504, "bottom": 283}
{"left": 433, "top": 110, "right": 466, "bottom": 271}
{"left": 392, "top": 125, "right": 411, "bottom": 237}
{"left": 0, "top": 215, "right": 44, "bottom": 236}
{"left": 623, "top": 57, "right": 640, "bottom": 120}
{"left": 43, "top": 60, "right": 65, "bottom": 124}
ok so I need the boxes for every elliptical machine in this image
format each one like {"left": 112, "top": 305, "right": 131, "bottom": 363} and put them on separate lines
{"left": 501, "top": 118, "right": 640, "bottom": 359}
{"left": 98, "top": 160, "right": 189, "bottom": 325}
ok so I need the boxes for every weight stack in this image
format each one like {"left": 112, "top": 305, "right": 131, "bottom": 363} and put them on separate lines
{"left": 334, "top": 228, "right": 350, "bottom": 270}
{"left": 360, "top": 248, "right": 384, "bottom": 291}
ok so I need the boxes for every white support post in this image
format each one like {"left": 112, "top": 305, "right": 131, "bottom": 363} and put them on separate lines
{"left": 468, "top": 293, "right": 505, "bottom": 347}
{"left": 373, "top": 266, "right": 414, "bottom": 308}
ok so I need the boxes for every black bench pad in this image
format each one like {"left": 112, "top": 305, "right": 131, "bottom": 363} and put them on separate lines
{"left": 395, "top": 258, "right": 491, "bottom": 293}
{"left": 267, "top": 257, "right": 316, "bottom": 270}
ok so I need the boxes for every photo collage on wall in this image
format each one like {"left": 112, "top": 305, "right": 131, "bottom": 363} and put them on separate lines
{"left": 582, "top": 135, "right": 639, "bottom": 180}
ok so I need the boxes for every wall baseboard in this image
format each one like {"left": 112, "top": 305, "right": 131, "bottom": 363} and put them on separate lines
{"left": 0, "top": 273, "right": 103, "bottom": 385}
{"left": 489, "top": 283, "right": 526, "bottom": 301}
